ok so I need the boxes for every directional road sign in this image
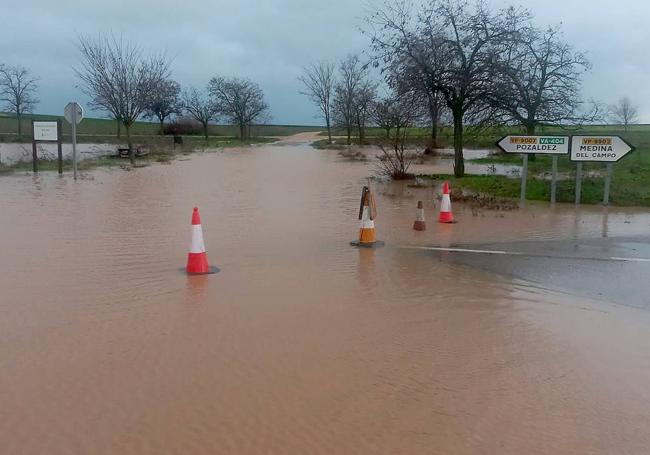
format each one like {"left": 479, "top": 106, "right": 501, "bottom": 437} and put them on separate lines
{"left": 570, "top": 136, "right": 634, "bottom": 162}
{"left": 496, "top": 135, "right": 570, "bottom": 155}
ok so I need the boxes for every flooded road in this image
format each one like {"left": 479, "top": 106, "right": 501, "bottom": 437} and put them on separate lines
{"left": 2, "top": 137, "right": 650, "bottom": 454}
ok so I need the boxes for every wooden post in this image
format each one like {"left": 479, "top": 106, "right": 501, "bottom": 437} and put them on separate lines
{"left": 31, "top": 120, "right": 38, "bottom": 173}
{"left": 57, "top": 119, "right": 63, "bottom": 175}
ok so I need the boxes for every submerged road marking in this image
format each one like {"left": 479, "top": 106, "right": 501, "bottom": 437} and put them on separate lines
{"left": 402, "top": 246, "right": 650, "bottom": 263}
{"left": 402, "top": 246, "right": 521, "bottom": 255}
{"left": 610, "top": 257, "right": 650, "bottom": 263}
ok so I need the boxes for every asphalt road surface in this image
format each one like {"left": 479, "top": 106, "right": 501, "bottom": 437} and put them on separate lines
{"left": 410, "top": 235, "right": 650, "bottom": 308}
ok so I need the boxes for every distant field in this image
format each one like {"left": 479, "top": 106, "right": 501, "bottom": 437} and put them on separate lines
{"left": 0, "top": 113, "right": 323, "bottom": 142}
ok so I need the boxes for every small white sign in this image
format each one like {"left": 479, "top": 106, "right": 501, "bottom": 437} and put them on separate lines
{"left": 33, "top": 121, "right": 58, "bottom": 141}
{"left": 496, "top": 135, "right": 570, "bottom": 155}
{"left": 570, "top": 136, "right": 634, "bottom": 162}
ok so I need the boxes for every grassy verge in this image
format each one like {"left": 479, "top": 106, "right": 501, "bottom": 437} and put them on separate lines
{"left": 186, "top": 136, "right": 276, "bottom": 148}
{"left": 419, "top": 170, "right": 650, "bottom": 206}
{"left": 0, "top": 136, "right": 278, "bottom": 176}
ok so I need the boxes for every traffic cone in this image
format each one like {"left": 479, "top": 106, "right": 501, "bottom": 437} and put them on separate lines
{"left": 438, "top": 182, "right": 455, "bottom": 223}
{"left": 413, "top": 201, "right": 426, "bottom": 231}
{"left": 351, "top": 184, "right": 384, "bottom": 248}
{"left": 186, "top": 207, "right": 218, "bottom": 275}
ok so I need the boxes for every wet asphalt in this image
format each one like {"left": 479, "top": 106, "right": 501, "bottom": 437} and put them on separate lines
{"left": 424, "top": 236, "right": 650, "bottom": 308}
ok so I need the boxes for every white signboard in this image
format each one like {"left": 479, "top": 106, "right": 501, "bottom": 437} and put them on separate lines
{"left": 496, "top": 135, "right": 569, "bottom": 155}
{"left": 33, "top": 121, "right": 59, "bottom": 141}
{"left": 570, "top": 136, "right": 634, "bottom": 162}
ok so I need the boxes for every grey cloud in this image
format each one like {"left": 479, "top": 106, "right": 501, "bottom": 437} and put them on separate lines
{"left": 1, "top": 0, "right": 648, "bottom": 123}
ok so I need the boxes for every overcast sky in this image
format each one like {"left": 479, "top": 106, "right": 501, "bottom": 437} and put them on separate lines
{"left": 1, "top": 0, "right": 649, "bottom": 125}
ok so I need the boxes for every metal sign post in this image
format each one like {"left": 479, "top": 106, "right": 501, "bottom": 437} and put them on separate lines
{"left": 603, "top": 162, "right": 614, "bottom": 205}
{"left": 575, "top": 162, "right": 583, "bottom": 204}
{"left": 64, "top": 102, "right": 84, "bottom": 180}
{"left": 570, "top": 136, "right": 634, "bottom": 206}
{"left": 550, "top": 155, "right": 558, "bottom": 204}
{"left": 520, "top": 154, "right": 528, "bottom": 203}
{"left": 496, "top": 135, "right": 569, "bottom": 204}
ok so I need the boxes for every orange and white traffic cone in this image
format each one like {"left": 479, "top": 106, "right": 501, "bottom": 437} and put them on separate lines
{"left": 438, "top": 182, "right": 455, "bottom": 224}
{"left": 186, "top": 207, "right": 219, "bottom": 275}
{"left": 413, "top": 200, "right": 426, "bottom": 231}
{"left": 351, "top": 184, "right": 384, "bottom": 248}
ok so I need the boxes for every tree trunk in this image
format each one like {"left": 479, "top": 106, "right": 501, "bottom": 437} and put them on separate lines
{"left": 203, "top": 122, "right": 209, "bottom": 140}
{"left": 346, "top": 126, "right": 351, "bottom": 145}
{"left": 453, "top": 110, "right": 464, "bottom": 177}
{"left": 17, "top": 112, "right": 22, "bottom": 140}
{"left": 126, "top": 123, "right": 134, "bottom": 165}
{"left": 116, "top": 120, "right": 121, "bottom": 138}
{"left": 326, "top": 116, "right": 332, "bottom": 144}
{"left": 159, "top": 119, "right": 165, "bottom": 135}
{"left": 239, "top": 123, "right": 246, "bottom": 140}
{"left": 428, "top": 93, "right": 440, "bottom": 148}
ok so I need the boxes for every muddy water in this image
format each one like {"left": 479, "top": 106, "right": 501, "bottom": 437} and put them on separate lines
{"left": 2, "top": 139, "right": 650, "bottom": 454}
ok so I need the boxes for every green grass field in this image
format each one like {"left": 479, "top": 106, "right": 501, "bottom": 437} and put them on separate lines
{"left": 0, "top": 113, "right": 322, "bottom": 143}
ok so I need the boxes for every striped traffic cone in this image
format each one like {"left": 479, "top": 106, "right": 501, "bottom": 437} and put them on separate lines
{"left": 413, "top": 200, "right": 426, "bottom": 231}
{"left": 351, "top": 184, "right": 384, "bottom": 248}
{"left": 186, "top": 207, "right": 219, "bottom": 275}
{"left": 438, "top": 182, "right": 455, "bottom": 224}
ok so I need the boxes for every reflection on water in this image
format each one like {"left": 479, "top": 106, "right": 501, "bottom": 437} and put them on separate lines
{"left": 1, "top": 140, "right": 650, "bottom": 454}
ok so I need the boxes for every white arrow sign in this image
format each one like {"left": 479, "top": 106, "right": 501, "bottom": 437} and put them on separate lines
{"left": 570, "top": 136, "right": 634, "bottom": 162}
{"left": 496, "top": 135, "right": 569, "bottom": 155}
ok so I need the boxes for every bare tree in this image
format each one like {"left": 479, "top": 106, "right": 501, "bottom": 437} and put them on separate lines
{"left": 353, "top": 80, "right": 378, "bottom": 145}
{"left": 367, "top": 0, "right": 526, "bottom": 176}
{"left": 332, "top": 55, "right": 369, "bottom": 145}
{"left": 145, "top": 79, "right": 181, "bottom": 134}
{"left": 208, "top": 76, "right": 269, "bottom": 140}
{"left": 493, "top": 24, "right": 593, "bottom": 135}
{"left": 75, "top": 34, "right": 170, "bottom": 163}
{"left": 0, "top": 65, "right": 39, "bottom": 140}
{"left": 610, "top": 97, "right": 639, "bottom": 132}
{"left": 182, "top": 87, "right": 217, "bottom": 139}
{"left": 376, "top": 91, "right": 422, "bottom": 179}
{"left": 299, "top": 62, "right": 335, "bottom": 143}
{"left": 373, "top": 97, "right": 393, "bottom": 137}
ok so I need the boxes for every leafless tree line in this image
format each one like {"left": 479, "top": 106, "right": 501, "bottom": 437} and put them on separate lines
{"left": 300, "top": 0, "right": 620, "bottom": 178}
{"left": 74, "top": 33, "right": 269, "bottom": 162}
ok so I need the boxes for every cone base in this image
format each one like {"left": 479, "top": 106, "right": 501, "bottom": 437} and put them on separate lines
{"left": 438, "top": 213, "right": 455, "bottom": 224}
{"left": 350, "top": 240, "right": 385, "bottom": 248}
{"left": 182, "top": 265, "right": 220, "bottom": 275}
{"left": 413, "top": 221, "right": 426, "bottom": 231}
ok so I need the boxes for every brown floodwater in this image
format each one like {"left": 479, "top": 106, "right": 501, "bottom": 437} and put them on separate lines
{"left": 2, "top": 136, "right": 650, "bottom": 454}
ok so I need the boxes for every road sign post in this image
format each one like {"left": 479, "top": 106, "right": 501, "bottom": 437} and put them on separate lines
{"left": 570, "top": 136, "right": 634, "bottom": 206}
{"left": 64, "top": 102, "right": 84, "bottom": 180}
{"left": 550, "top": 155, "right": 558, "bottom": 204}
{"left": 603, "top": 163, "right": 614, "bottom": 205}
{"left": 496, "top": 135, "right": 569, "bottom": 204}
{"left": 575, "top": 162, "right": 583, "bottom": 204}
{"left": 520, "top": 154, "right": 528, "bottom": 203}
